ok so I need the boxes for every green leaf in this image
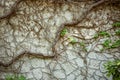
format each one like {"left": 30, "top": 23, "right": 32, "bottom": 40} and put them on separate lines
{"left": 69, "top": 37, "right": 77, "bottom": 44}
{"left": 115, "top": 29, "right": 120, "bottom": 35}
{"left": 5, "top": 75, "right": 27, "bottom": 80}
{"left": 79, "top": 42, "right": 87, "bottom": 52}
{"left": 111, "top": 40, "right": 120, "bottom": 48}
{"left": 5, "top": 75, "right": 13, "bottom": 80}
{"left": 79, "top": 42, "right": 85, "bottom": 47}
{"left": 117, "top": 62, "right": 120, "bottom": 66}
{"left": 60, "top": 28, "right": 68, "bottom": 36}
{"left": 19, "top": 75, "right": 26, "bottom": 80}
{"left": 103, "top": 39, "right": 111, "bottom": 48}
{"left": 99, "top": 31, "right": 110, "bottom": 37}
{"left": 104, "top": 59, "right": 120, "bottom": 79}
{"left": 94, "top": 33, "right": 99, "bottom": 39}
{"left": 112, "top": 22, "right": 120, "bottom": 27}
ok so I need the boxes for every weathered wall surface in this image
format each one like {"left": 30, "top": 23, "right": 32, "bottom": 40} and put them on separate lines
{"left": 0, "top": 0, "right": 120, "bottom": 80}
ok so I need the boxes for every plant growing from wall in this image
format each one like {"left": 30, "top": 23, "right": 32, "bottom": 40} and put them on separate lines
{"left": 112, "top": 22, "right": 120, "bottom": 27}
{"left": 102, "top": 39, "right": 111, "bottom": 49}
{"left": 60, "top": 28, "right": 68, "bottom": 36}
{"left": 102, "top": 39, "right": 120, "bottom": 49}
{"left": 99, "top": 31, "right": 110, "bottom": 37}
{"left": 94, "top": 33, "right": 99, "bottom": 39}
{"left": 0, "top": 0, "right": 120, "bottom": 80}
{"left": 111, "top": 40, "right": 120, "bottom": 48}
{"left": 104, "top": 59, "right": 120, "bottom": 80}
{"left": 79, "top": 42, "right": 87, "bottom": 52}
{"left": 115, "top": 29, "right": 120, "bottom": 35}
{"left": 94, "top": 22, "right": 120, "bottom": 51}
{"left": 68, "top": 37, "right": 77, "bottom": 44}
{"left": 94, "top": 31, "right": 110, "bottom": 39}
{"left": 5, "top": 75, "right": 27, "bottom": 80}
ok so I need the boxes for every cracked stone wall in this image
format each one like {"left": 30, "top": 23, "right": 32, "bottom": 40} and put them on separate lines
{"left": 0, "top": 0, "right": 120, "bottom": 80}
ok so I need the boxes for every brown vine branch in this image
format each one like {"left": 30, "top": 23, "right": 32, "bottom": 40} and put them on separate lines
{"left": 0, "top": 0, "right": 118, "bottom": 20}
{"left": 0, "top": 0, "right": 117, "bottom": 68}
{"left": 52, "top": 0, "right": 108, "bottom": 54}
{"left": 0, "top": 51, "right": 55, "bottom": 67}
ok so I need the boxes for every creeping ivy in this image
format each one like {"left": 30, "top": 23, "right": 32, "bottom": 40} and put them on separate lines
{"left": 60, "top": 28, "right": 68, "bottom": 36}
{"left": 94, "top": 31, "right": 110, "bottom": 39}
{"left": 111, "top": 40, "right": 120, "bottom": 48}
{"left": 115, "top": 29, "right": 120, "bottom": 35}
{"left": 104, "top": 59, "right": 120, "bottom": 80}
{"left": 99, "top": 31, "right": 110, "bottom": 37}
{"left": 112, "top": 22, "right": 120, "bottom": 27}
{"left": 5, "top": 75, "right": 27, "bottom": 80}
{"left": 69, "top": 37, "right": 77, "bottom": 44}
{"left": 79, "top": 42, "right": 87, "bottom": 52}
{"left": 102, "top": 39, "right": 111, "bottom": 48}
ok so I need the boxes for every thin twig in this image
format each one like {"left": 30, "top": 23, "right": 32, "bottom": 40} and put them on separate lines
{"left": 0, "top": 51, "right": 55, "bottom": 67}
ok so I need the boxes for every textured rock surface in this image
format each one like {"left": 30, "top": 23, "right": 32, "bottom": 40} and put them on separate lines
{"left": 0, "top": 0, "right": 120, "bottom": 80}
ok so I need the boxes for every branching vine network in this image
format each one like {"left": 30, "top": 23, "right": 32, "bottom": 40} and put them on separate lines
{"left": 0, "top": 0, "right": 119, "bottom": 71}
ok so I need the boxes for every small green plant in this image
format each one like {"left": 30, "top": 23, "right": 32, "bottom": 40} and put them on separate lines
{"left": 94, "top": 31, "right": 110, "bottom": 39}
{"left": 79, "top": 42, "right": 87, "bottom": 52}
{"left": 111, "top": 40, "right": 120, "bottom": 48}
{"left": 115, "top": 29, "right": 120, "bottom": 35}
{"left": 69, "top": 37, "right": 77, "bottom": 44}
{"left": 60, "top": 28, "right": 68, "bottom": 36}
{"left": 94, "top": 33, "right": 99, "bottom": 39}
{"left": 104, "top": 59, "right": 120, "bottom": 80}
{"left": 102, "top": 39, "right": 120, "bottom": 49}
{"left": 102, "top": 39, "right": 111, "bottom": 49}
{"left": 5, "top": 75, "right": 27, "bottom": 80}
{"left": 99, "top": 31, "right": 110, "bottom": 37}
{"left": 112, "top": 22, "right": 120, "bottom": 27}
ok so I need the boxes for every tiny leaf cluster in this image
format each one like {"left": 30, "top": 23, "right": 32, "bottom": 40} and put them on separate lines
{"left": 102, "top": 39, "right": 120, "bottom": 49}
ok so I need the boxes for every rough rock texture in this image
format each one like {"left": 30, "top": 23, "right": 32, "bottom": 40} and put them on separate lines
{"left": 0, "top": 0, "right": 120, "bottom": 80}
